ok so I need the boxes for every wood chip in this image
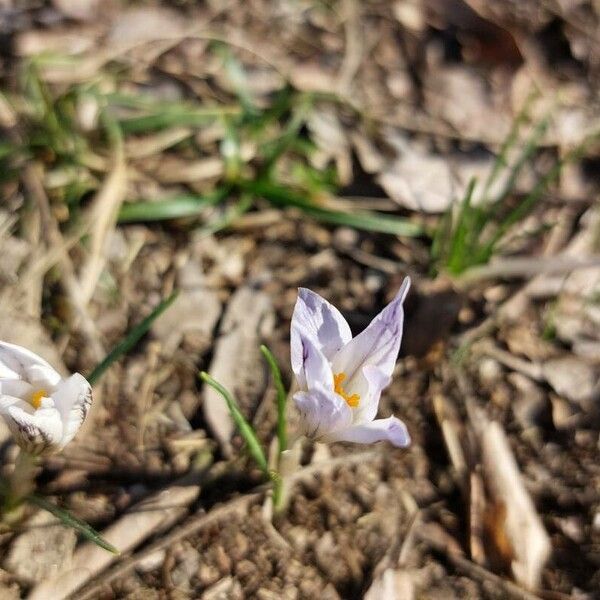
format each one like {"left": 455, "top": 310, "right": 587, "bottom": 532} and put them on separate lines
{"left": 480, "top": 421, "right": 551, "bottom": 590}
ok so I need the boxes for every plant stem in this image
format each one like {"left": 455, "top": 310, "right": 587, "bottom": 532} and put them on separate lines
{"left": 4, "top": 450, "right": 38, "bottom": 515}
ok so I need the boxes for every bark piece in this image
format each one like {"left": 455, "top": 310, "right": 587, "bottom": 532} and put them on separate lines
{"left": 481, "top": 421, "right": 551, "bottom": 589}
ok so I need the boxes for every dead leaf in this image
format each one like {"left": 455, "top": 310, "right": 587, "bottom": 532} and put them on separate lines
{"left": 203, "top": 287, "right": 274, "bottom": 455}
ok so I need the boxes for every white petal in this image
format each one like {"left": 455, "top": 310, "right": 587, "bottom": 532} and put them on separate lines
{"left": 332, "top": 277, "right": 410, "bottom": 387}
{"left": 51, "top": 373, "right": 93, "bottom": 447}
{"left": 0, "top": 341, "right": 61, "bottom": 388}
{"left": 292, "top": 331, "right": 334, "bottom": 391}
{"left": 3, "top": 405, "right": 64, "bottom": 455}
{"left": 294, "top": 383, "right": 352, "bottom": 439}
{"left": 0, "top": 379, "right": 33, "bottom": 399}
{"left": 291, "top": 289, "right": 352, "bottom": 365}
{"left": 351, "top": 365, "right": 392, "bottom": 425}
{"left": 0, "top": 394, "right": 35, "bottom": 414}
{"left": 328, "top": 416, "right": 411, "bottom": 447}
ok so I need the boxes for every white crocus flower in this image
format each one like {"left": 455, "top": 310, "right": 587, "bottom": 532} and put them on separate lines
{"left": 0, "top": 341, "right": 92, "bottom": 455}
{"left": 291, "top": 278, "right": 411, "bottom": 447}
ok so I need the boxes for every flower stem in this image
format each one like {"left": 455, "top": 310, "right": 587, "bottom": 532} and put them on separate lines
{"left": 4, "top": 450, "right": 39, "bottom": 515}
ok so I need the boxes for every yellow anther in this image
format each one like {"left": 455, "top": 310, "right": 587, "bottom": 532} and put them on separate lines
{"left": 333, "top": 372, "right": 360, "bottom": 408}
{"left": 30, "top": 389, "right": 47, "bottom": 410}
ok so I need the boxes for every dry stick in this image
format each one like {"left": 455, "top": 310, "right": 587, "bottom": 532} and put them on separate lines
{"left": 456, "top": 255, "right": 600, "bottom": 288}
{"left": 78, "top": 134, "right": 127, "bottom": 305}
{"left": 336, "top": 0, "right": 363, "bottom": 94}
{"left": 22, "top": 164, "right": 105, "bottom": 362}
{"left": 75, "top": 492, "right": 261, "bottom": 600}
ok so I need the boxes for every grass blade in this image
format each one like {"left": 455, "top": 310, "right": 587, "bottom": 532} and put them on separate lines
{"left": 199, "top": 372, "right": 269, "bottom": 476}
{"left": 260, "top": 345, "right": 287, "bottom": 455}
{"left": 243, "top": 180, "right": 423, "bottom": 236}
{"left": 26, "top": 494, "right": 118, "bottom": 554}
{"left": 118, "top": 189, "right": 228, "bottom": 223}
{"left": 446, "top": 178, "right": 477, "bottom": 275}
{"left": 87, "top": 291, "right": 178, "bottom": 385}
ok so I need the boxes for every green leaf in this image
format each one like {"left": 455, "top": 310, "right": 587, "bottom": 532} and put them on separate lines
{"left": 260, "top": 345, "right": 287, "bottom": 455}
{"left": 242, "top": 180, "right": 423, "bottom": 237}
{"left": 87, "top": 291, "right": 178, "bottom": 385}
{"left": 118, "top": 190, "right": 228, "bottom": 223}
{"left": 199, "top": 372, "right": 269, "bottom": 476}
{"left": 446, "top": 178, "right": 477, "bottom": 275}
{"left": 26, "top": 494, "right": 118, "bottom": 554}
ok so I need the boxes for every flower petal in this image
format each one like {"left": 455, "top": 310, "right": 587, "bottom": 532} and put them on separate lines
{"left": 0, "top": 341, "right": 61, "bottom": 388}
{"left": 0, "top": 379, "right": 33, "bottom": 400}
{"left": 3, "top": 405, "right": 63, "bottom": 455}
{"left": 332, "top": 277, "right": 410, "bottom": 387}
{"left": 0, "top": 394, "right": 35, "bottom": 414}
{"left": 294, "top": 383, "right": 352, "bottom": 439}
{"left": 291, "top": 288, "right": 352, "bottom": 376}
{"left": 328, "top": 416, "right": 411, "bottom": 447}
{"left": 351, "top": 364, "right": 392, "bottom": 425}
{"left": 291, "top": 330, "right": 334, "bottom": 391}
{"left": 51, "top": 373, "right": 93, "bottom": 447}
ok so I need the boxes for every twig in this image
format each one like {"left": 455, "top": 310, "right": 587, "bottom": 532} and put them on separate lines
{"left": 457, "top": 255, "right": 600, "bottom": 287}
{"left": 22, "top": 164, "right": 105, "bottom": 362}
{"left": 475, "top": 340, "right": 544, "bottom": 381}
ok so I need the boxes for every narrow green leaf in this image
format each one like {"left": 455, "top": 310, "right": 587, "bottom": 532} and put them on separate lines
{"left": 447, "top": 178, "right": 477, "bottom": 274}
{"left": 260, "top": 345, "right": 287, "bottom": 455}
{"left": 260, "top": 94, "right": 313, "bottom": 171}
{"left": 87, "top": 291, "right": 178, "bottom": 385}
{"left": 242, "top": 180, "right": 423, "bottom": 237}
{"left": 118, "top": 189, "right": 227, "bottom": 223}
{"left": 26, "top": 494, "right": 118, "bottom": 554}
{"left": 199, "top": 372, "right": 269, "bottom": 476}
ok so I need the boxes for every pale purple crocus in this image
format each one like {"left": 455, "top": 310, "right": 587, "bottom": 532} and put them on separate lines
{"left": 0, "top": 341, "right": 92, "bottom": 455}
{"left": 290, "top": 278, "right": 411, "bottom": 447}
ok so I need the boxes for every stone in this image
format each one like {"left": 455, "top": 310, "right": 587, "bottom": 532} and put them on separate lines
{"left": 4, "top": 510, "right": 76, "bottom": 584}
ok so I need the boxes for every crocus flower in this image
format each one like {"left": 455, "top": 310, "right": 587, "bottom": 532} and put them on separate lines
{"left": 0, "top": 341, "right": 92, "bottom": 455}
{"left": 290, "top": 278, "right": 411, "bottom": 447}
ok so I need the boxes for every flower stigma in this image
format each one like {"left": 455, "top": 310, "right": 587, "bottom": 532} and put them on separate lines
{"left": 29, "top": 389, "right": 47, "bottom": 410}
{"left": 333, "top": 373, "right": 360, "bottom": 408}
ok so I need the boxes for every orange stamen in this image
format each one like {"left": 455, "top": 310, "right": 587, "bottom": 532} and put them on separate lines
{"left": 30, "top": 389, "right": 47, "bottom": 410}
{"left": 333, "top": 372, "right": 360, "bottom": 408}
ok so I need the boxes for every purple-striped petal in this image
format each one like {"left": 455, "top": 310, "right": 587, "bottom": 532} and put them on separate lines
{"left": 291, "top": 330, "right": 334, "bottom": 391}
{"left": 291, "top": 288, "right": 352, "bottom": 379}
{"left": 332, "top": 278, "right": 410, "bottom": 389}
{"left": 4, "top": 405, "right": 63, "bottom": 455}
{"left": 294, "top": 383, "right": 352, "bottom": 439}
